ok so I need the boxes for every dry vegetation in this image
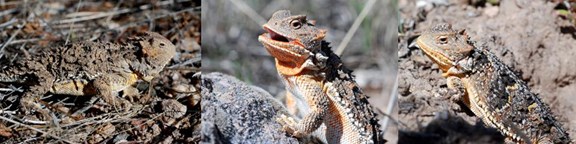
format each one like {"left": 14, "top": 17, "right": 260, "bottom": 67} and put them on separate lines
{"left": 0, "top": 0, "right": 200, "bottom": 143}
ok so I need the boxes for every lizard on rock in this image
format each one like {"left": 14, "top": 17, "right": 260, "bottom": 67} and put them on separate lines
{"left": 258, "top": 10, "right": 385, "bottom": 144}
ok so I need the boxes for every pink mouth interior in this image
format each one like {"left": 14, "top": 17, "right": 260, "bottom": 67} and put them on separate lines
{"left": 265, "top": 27, "right": 289, "bottom": 42}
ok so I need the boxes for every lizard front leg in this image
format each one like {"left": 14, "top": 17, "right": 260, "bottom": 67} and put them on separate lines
{"left": 92, "top": 73, "right": 136, "bottom": 111}
{"left": 446, "top": 76, "right": 466, "bottom": 111}
{"left": 446, "top": 76, "right": 465, "bottom": 101}
{"left": 277, "top": 81, "right": 329, "bottom": 138}
{"left": 20, "top": 75, "right": 53, "bottom": 121}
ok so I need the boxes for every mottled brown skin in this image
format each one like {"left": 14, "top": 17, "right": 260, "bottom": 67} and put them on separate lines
{"left": 0, "top": 32, "right": 176, "bottom": 117}
{"left": 414, "top": 24, "right": 571, "bottom": 144}
{"left": 258, "top": 10, "right": 384, "bottom": 144}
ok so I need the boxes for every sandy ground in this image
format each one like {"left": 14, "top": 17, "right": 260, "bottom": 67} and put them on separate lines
{"left": 398, "top": 0, "right": 576, "bottom": 143}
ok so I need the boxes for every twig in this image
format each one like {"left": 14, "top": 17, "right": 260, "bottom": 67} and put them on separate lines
{"left": 0, "top": 22, "right": 24, "bottom": 59}
{"left": 0, "top": 110, "right": 16, "bottom": 114}
{"left": 146, "top": 13, "right": 154, "bottom": 31}
{"left": 65, "top": 0, "right": 84, "bottom": 45}
{"left": 57, "top": 0, "right": 193, "bottom": 25}
{"left": 64, "top": 105, "right": 146, "bottom": 129}
{"left": 105, "top": 0, "right": 124, "bottom": 25}
{"left": 19, "top": 137, "right": 41, "bottom": 144}
{"left": 0, "top": 18, "right": 17, "bottom": 28}
{"left": 0, "top": 115, "right": 75, "bottom": 144}
{"left": 229, "top": 0, "right": 266, "bottom": 25}
{"left": 381, "top": 75, "right": 398, "bottom": 134}
{"left": 0, "top": 8, "right": 16, "bottom": 17}
{"left": 335, "top": 0, "right": 378, "bottom": 56}
{"left": 57, "top": 9, "right": 132, "bottom": 25}
{"left": 22, "top": 119, "right": 48, "bottom": 125}
{"left": 115, "top": 110, "right": 166, "bottom": 135}
{"left": 0, "top": 1, "right": 20, "bottom": 6}
{"left": 111, "top": 7, "right": 198, "bottom": 31}
{"left": 5, "top": 38, "right": 40, "bottom": 45}
{"left": 0, "top": 88, "right": 16, "bottom": 92}
{"left": 71, "top": 97, "right": 98, "bottom": 116}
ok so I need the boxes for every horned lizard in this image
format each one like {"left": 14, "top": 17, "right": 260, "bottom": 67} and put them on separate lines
{"left": 412, "top": 23, "right": 571, "bottom": 144}
{"left": 0, "top": 32, "right": 176, "bottom": 117}
{"left": 257, "top": 10, "right": 385, "bottom": 143}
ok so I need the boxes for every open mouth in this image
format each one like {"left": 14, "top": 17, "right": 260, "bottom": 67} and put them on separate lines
{"left": 258, "top": 26, "right": 305, "bottom": 49}
{"left": 258, "top": 25, "right": 310, "bottom": 65}
{"left": 267, "top": 27, "right": 289, "bottom": 42}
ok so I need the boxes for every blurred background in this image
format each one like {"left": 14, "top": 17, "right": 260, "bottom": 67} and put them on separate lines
{"left": 202, "top": 0, "right": 398, "bottom": 142}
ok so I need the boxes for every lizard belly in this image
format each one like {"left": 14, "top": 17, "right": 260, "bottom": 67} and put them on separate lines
{"left": 324, "top": 96, "right": 366, "bottom": 144}
{"left": 283, "top": 75, "right": 370, "bottom": 143}
{"left": 282, "top": 75, "right": 311, "bottom": 115}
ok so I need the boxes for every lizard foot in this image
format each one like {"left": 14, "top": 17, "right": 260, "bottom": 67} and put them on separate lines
{"left": 100, "top": 94, "right": 132, "bottom": 112}
{"left": 276, "top": 114, "right": 305, "bottom": 138}
{"left": 446, "top": 76, "right": 467, "bottom": 111}
{"left": 19, "top": 95, "right": 51, "bottom": 122}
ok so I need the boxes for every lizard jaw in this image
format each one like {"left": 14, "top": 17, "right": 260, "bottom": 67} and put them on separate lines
{"left": 415, "top": 37, "right": 456, "bottom": 75}
{"left": 258, "top": 26, "right": 310, "bottom": 66}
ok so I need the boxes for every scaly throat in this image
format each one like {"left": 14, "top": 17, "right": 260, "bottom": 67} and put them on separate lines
{"left": 274, "top": 59, "right": 308, "bottom": 76}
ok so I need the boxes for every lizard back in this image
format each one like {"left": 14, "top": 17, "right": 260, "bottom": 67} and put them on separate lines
{"left": 466, "top": 47, "right": 571, "bottom": 143}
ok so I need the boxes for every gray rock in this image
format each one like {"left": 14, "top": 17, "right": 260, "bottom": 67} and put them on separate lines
{"left": 200, "top": 72, "right": 299, "bottom": 144}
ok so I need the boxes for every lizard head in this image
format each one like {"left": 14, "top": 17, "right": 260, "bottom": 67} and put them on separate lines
{"left": 414, "top": 23, "right": 474, "bottom": 74}
{"left": 131, "top": 32, "right": 177, "bottom": 82}
{"left": 258, "top": 10, "right": 327, "bottom": 75}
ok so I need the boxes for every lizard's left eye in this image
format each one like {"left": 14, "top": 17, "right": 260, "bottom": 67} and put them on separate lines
{"left": 438, "top": 36, "right": 448, "bottom": 44}
{"left": 290, "top": 20, "right": 302, "bottom": 29}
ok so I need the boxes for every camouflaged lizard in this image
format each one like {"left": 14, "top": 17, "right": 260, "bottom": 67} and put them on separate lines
{"left": 412, "top": 23, "right": 571, "bottom": 144}
{"left": 0, "top": 32, "right": 176, "bottom": 117}
{"left": 257, "top": 10, "right": 385, "bottom": 144}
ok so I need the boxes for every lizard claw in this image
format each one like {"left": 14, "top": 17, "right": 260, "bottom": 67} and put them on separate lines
{"left": 276, "top": 114, "right": 304, "bottom": 138}
{"left": 101, "top": 94, "right": 132, "bottom": 112}
{"left": 18, "top": 92, "right": 53, "bottom": 121}
{"left": 113, "top": 99, "right": 133, "bottom": 112}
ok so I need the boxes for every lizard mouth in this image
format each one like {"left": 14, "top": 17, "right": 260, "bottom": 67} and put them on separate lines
{"left": 415, "top": 38, "right": 454, "bottom": 70}
{"left": 268, "top": 28, "right": 290, "bottom": 43}
{"left": 258, "top": 26, "right": 305, "bottom": 48}
{"left": 258, "top": 26, "right": 309, "bottom": 65}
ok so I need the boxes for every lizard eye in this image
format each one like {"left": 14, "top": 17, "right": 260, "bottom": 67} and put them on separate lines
{"left": 160, "top": 43, "right": 165, "bottom": 47}
{"left": 290, "top": 20, "right": 302, "bottom": 29}
{"left": 438, "top": 36, "right": 448, "bottom": 45}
